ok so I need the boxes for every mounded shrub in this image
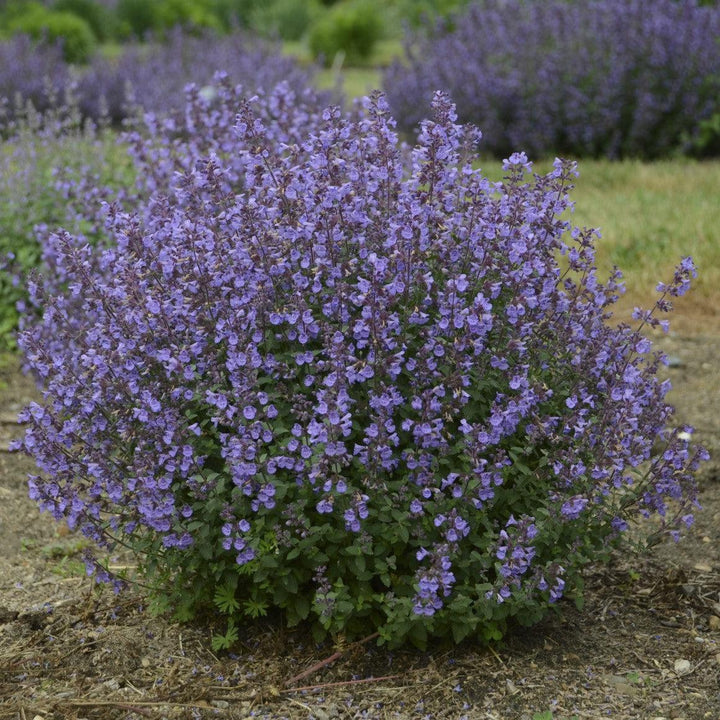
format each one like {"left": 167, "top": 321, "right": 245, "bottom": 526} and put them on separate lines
{"left": 209, "top": 0, "right": 256, "bottom": 32}
{"left": 685, "top": 112, "right": 720, "bottom": 158}
{"left": 74, "top": 29, "right": 333, "bottom": 125}
{"left": 51, "top": 0, "right": 115, "bottom": 42}
{"left": 250, "top": 0, "right": 322, "bottom": 41}
{"left": 0, "top": 25, "right": 329, "bottom": 130}
{"left": 155, "top": 0, "right": 222, "bottom": 35}
{"left": 383, "top": 0, "right": 720, "bottom": 158}
{"left": 390, "top": 0, "right": 470, "bottom": 28}
{"left": 115, "top": 0, "right": 161, "bottom": 39}
{"left": 309, "top": 0, "right": 383, "bottom": 66}
{"left": 15, "top": 93, "right": 707, "bottom": 648}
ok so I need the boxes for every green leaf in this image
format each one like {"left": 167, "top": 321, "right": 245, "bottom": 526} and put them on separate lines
{"left": 214, "top": 584, "right": 241, "bottom": 615}
{"left": 211, "top": 619, "right": 239, "bottom": 651}
{"left": 243, "top": 597, "right": 268, "bottom": 618}
{"left": 289, "top": 595, "right": 310, "bottom": 625}
{"left": 451, "top": 620, "right": 472, "bottom": 644}
{"left": 407, "top": 621, "right": 428, "bottom": 650}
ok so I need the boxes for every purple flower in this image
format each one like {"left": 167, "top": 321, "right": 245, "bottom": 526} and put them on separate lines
{"left": 560, "top": 496, "right": 589, "bottom": 521}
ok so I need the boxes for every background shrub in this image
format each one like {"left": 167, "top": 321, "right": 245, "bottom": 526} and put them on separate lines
{"left": 389, "top": 0, "right": 469, "bottom": 28}
{"left": 383, "top": 0, "right": 720, "bottom": 158}
{"left": 685, "top": 111, "right": 720, "bottom": 158}
{"left": 0, "top": 25, "right": 331, "bottom": 129}
{"left": 115, "top": 0, "right": 160, "bottom": 39}
{"left": 309, "top": 0, "right": 383, "bottom": 66}
{"left": 208, "top": 0, "right": 255, "bottom": 32}
{"left": 155, "top": 0, "right": 222, "bottom": 35}
{"left": 250, "top": 0, "right": 322, "bottom": 41}
{"left": 51, "top": 0, "right": 115, "bottom": 42}
{"left": 8, "top": 5, "right": 96, "bottom": 62}
{"left": 15, "top": 92, "right": 706, "bottom": 648}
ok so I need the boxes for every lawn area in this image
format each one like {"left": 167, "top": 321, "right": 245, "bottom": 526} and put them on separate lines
{"left": 479, "top": 157, "right": 720, "bottom": 328}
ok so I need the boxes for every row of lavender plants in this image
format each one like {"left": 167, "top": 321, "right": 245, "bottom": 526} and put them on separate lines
{"left": 384, "top": 0, "right": 720, "bottom": 158}
{"left": 0, "top": 29, "right": 330, "bottom": 128}
{"left": 12, "top": 80, "right": 708, "bottom": 646}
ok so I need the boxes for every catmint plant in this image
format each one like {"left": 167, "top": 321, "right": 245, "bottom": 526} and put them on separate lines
{"left": 384, "top": 0, "right": 720, "bottom": 158}
{"left": 14, "top": 92, "right": 707, "bottom": 648}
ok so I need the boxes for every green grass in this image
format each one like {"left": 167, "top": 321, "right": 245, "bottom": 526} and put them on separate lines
{"left": 480, "top": 157, "right": 720, "bottom": 320}
{"left": 563, "top": 158, "right": 720, "bottom": 314}
{"left": 283, "top": 38, "right": 396, "bottom": 102}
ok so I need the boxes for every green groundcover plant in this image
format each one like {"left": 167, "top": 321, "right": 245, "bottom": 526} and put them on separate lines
{"left": 14, "top": 92, "right": 707, "bottom": 649}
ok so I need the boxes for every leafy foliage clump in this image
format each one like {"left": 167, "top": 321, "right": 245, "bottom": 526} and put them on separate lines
{"left": 309, "top": 0, "right": 383, "bottom": 66}
{"left": 15, "top": 91, "right": 707, "bottom": 648}
{"left": 384, "top": 0, "right": 720, "bottom": 159}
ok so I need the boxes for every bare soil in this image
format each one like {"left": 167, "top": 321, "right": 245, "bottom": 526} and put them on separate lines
{"left": 1, "top": 324, "right": 719, "bottom": 720}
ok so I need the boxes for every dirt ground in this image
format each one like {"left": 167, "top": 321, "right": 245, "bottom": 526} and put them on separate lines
{"left": 0, "top": 320, "right": 718, "bottom": 720}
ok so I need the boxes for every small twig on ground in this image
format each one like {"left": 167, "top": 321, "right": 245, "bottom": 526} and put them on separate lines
{"left": 488, "top": 645, "right": 506, "bottom": 666}
{"left": 284, "top": 631, "right": 379, "bottom": 687}
{"left": 283, "top": 673, "right": 403, "bottom": 694}
{"left": 69, "top": 699, "right": 217, "bottom": 713}
{"left": 69, "top": 701, "right": 156, "bottom": 717}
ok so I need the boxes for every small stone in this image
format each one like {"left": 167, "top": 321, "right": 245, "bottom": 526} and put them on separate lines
{"left": 674, "top": 658, "right": 691, "bottom": 675}
{"left": 709, "top": 615, "right": 720, "bottom": 631}
{"left": 211, "top": 700, "right": 229, "bottom": 709}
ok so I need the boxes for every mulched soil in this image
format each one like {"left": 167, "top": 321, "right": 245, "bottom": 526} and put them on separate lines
{"left": 1, "top": 329, "right": 719, "bottom": 720}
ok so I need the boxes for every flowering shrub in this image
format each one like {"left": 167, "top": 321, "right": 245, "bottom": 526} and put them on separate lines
{"left": 7, "top": 6, "right": 97, "bottom": 63}
{"left": 309, "top": 0, "right": 383, "bottom": 66}
{"left": 383, "top": 0, "right": 720, "bottom": 158}
{"left": 15, "top": 93, "right": 707, "bottom": 648}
